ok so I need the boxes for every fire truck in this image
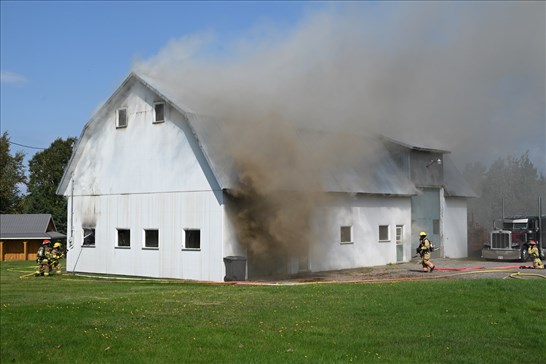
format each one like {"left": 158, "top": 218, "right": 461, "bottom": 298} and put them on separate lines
{"left": 481, "top": 215, "right": 546, "bottom": 261}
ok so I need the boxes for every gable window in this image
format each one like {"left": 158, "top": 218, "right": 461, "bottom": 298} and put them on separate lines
{"left": 116, "top": 108, "right": 127, "bottom": 128}
{"left": 117, "top": 228, "right": 130, "bottom": 247}
{"left": 379, "top": 225, "right": 390, "bottom": 242}
{"left": 154, "top": 102, "right": 165, "bottom": 123}
{"left": 83, "top": 228, "right": 95, "bottom": 246}
{"left": 184, "top": 229, "right": 201, "bottom": 250}
{"left": 144, "top": 229, "right": 159, "bottom": 248}
{"left": 340, "top": 226, "right": 352, "bottom": 244}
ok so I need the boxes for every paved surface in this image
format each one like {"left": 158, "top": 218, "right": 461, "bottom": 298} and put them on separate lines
{"left": 262, "top": 258, "right": 546, "bottom": 284}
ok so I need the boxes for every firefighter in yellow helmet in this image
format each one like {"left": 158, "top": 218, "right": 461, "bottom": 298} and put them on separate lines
{"left": 417, "top": 232, "right": 435, "bottom": 273}
{"left": 35, "top": 240, "right": 53, "bottom": 276}
{"left": 527, "top": 240, "right": 544, "bottom": 269}
{"left": 50, "top": 242, "right": 65, "bottom": 274}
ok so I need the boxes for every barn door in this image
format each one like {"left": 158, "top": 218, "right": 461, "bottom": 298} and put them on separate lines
{"left": 411, "top": 188, "right": 441, "bottom": 254}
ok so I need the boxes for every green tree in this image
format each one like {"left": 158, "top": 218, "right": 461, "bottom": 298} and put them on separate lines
{"left": 0, "top": 132, "right": 26, "bottom": 213}
{"left": 24, "top": 137, "right": 76, "bottom": 234}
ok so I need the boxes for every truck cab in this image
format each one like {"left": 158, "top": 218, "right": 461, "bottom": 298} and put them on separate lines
{"left": 481, "top": 215, "right": 545, "bottom": 261}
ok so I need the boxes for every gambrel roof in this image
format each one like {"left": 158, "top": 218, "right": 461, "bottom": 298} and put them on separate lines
{"left": 58, "top": 72, "right": 474, "bottom": 198}
{"left": 0, "top": 214, "right": 66, "bottom": 240}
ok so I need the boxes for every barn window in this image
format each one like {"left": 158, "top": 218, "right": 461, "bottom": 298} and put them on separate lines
{"left": 433, "top": 219, "right": 440, "bottom": 235}
{"left": 117, "top": 229, "right": 131, "bottom": 247}
{"left": 144, "top": 229, "right": 159, "bottom": 248}
{"left": 184, "top": 229, "right": 200, "bottom": 250}
{"left": 83, "top": 228, "right": 95, "bottom": 246}
{"left": 116, "top": 108, "right": 127, "bottom": 128}
{"left": 378, "top": 225, "right": 390, "bottom": 241}
{"left": 154, "top": 102, "right": 165, "bottom": 123}
{"left": 340, "top": 226, "right": 352, "bottom": 244}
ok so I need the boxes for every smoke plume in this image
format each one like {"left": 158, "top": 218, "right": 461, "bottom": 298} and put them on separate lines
{"left": 133, "top": 2, "right": 545, "bottom": 273}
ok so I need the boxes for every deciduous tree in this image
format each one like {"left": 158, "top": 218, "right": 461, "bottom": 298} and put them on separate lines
{"left": 24, "top": 137, "right": 76, "bottom": 233}
{"left": 0, "top": 132, "right": 26, "bottom": 213}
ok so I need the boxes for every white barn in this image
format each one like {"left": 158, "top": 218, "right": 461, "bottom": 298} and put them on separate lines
{"left": 57, "top": 73, "right": 475, "bottom": 281}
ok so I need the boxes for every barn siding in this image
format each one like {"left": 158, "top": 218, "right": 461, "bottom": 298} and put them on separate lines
{"left": 66, "top": 191, "right": 225, "bottom": 281}
{"left": 310, "top": 195, "right": 412, "bottom": 272}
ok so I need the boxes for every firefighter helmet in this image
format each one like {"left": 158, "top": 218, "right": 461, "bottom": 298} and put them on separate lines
{"left": 529, "top": 240, "right": 537, "bottom": 245}
{"left": 42, "top": 240, "right": 51, "bottom": 245}
{"left": 54, "top": 242, "right": 62, "bottom": 248}
{"left": 419, "top": 232, "right": 427, "bottom": 237}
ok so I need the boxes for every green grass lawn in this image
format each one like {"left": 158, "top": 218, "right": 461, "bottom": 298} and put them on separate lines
{"left": 1, "top": 260, "right": 545, "bottom": 363}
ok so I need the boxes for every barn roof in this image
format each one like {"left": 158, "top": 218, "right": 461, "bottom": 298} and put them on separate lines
{"left": 58, "top": 72, "right": 474, "bottom": 198}
{"left": 0, "top": 214, "right": 66, "bottom": 240}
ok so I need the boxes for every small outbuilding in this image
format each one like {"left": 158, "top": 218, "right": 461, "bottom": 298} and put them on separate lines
{"left": 0, "top": 214, "right": 66, "bottom": 261}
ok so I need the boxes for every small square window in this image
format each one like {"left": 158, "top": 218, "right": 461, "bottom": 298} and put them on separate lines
{"left": 83, "top": 228, "right": 95, "bottom": 246}
{"left": 379, "top": 225, "right": 390, "bottom": 241}
{"left": 117, "top": 229, "right": 130, "bottom": 247}
{"left": 145, "top": 229, "right": 159, "bottom": 248}
{"left": 116, "top": 108, "right": 127, "bottom": 128}
{"left": 184, "top": 229, "right": 200, "bottom": 249}
{"left": 154, "top": 102, "right": 165, "bottom": 123}
{"left": 340, "top": 226, "right": 352, "bottom": 243}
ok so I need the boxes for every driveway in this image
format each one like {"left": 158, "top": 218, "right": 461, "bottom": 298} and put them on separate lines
{"left": 274, "top": 258, "right": 546, "bottom": 284}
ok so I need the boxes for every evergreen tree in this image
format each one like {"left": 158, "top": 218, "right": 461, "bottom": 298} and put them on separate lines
{"left": 24, "top": 137, "right": 76, "bottom": 234}
{"left": 0, "top": 132, "right": 26, "bottom": 213}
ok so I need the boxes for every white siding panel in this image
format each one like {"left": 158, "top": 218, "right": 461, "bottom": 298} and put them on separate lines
{"left": 310, "top": 195, "right": 412, "bottom": 272}
{"left": 66, "top": 191, "right": 224, "bottom": 281}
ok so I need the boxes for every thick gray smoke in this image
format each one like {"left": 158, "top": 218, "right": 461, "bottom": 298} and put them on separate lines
{"left": 134, "top": 2, "right": 545, "bottom": 172}
{"left": 133, "top": 2, "right": 545, "bottom": 273}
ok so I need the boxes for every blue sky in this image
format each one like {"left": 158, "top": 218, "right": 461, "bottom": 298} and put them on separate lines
{"left": 1, "top": 1, "right": 319, "bottom": 151}
{"left": 1, "top": 1, "right": 545, "bottom": 174}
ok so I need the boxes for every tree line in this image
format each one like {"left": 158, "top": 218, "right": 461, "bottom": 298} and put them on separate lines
{"left": 1, "top": 131, "right": 76, "bottom": 234}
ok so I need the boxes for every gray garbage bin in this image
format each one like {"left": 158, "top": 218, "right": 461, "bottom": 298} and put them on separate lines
{"left": 223, "top": 256, "right": 247, "bottom": 281}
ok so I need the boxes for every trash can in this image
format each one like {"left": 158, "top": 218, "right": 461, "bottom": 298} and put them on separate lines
{"left": 223, "top": 256, "right": 247, "bottom": 281}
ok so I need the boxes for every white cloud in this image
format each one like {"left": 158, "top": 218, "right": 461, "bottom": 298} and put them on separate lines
{"left": 0, "top": 71, "right": 29, "bottom": 85}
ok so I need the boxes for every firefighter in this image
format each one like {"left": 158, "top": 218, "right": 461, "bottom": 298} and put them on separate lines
{"left": 35, "top": 240, "right": 53, "bottom": 277}
{"left": 50, "top": 242, "right": 65, "bottom": 274}
{"left": 528, "top": 240, "right": 544, "bottom": 269}
{"left": 417, "top": 232, "right": 435, "bottom": 273}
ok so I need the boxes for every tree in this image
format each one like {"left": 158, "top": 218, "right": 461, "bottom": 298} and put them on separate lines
{"left": 465, "top": 151, "right": 546, "bottom": 230}
{"left": 24, "top": 137, "right": 76, "bottom": 234}
{"left": 0, "top": 132, "right": 26, "bottom": 213}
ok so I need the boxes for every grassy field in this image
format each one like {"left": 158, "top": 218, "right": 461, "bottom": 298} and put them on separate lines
{"left": 1, "top": 260, "right": 545, "bottom": 363}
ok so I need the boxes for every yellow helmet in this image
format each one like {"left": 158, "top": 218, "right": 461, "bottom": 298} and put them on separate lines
{"left": 54, "top": 242, "right": 62, "bottom": 248}
{"left": 419, "top": 232, "right": 427, "bottom": 237}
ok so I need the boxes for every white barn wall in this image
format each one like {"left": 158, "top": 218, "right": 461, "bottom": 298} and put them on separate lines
{"left": 310, "top": 195, "right": 412, "bottom": 272}
{"left": 443, "top": 197, "right": 468, "bottom": 258}
{"left": 65, "top": 80, "right": 227, "bottom": 281}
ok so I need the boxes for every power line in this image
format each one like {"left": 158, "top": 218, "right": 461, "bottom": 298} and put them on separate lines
{"left": 7, "top": 140, "right": 46, "bottom": 150}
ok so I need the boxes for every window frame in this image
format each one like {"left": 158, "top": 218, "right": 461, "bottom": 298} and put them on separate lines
{"left": 340, "top": 225, "right": 353, "bottom": 244}
{"left": 183, "top": 228, "right": 201, "bottom": 250}
{"left": 116, "top": 228, "right": 131, "bottom": 248}
{"left": 82, "top": 227, "right": 96, "bottom": 247}
{"left": 153, "top": 102, "right": 165, "bottom": 124}
{"left": 143, "top": 229, "right": 159, "bottom": 249}
{"left": 378, "top": 225, "right": 390, "bottom": 242}
{"left": 116, "top": 108, "right": 128, "bottom": 128}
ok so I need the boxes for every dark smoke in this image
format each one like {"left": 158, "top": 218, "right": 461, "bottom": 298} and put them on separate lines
{"left": 133, "top": 2, "right": 545, "bottom": 272}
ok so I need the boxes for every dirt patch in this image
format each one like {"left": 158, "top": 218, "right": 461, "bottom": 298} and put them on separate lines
{"left": 275, "top": 258, "right": 546, "bottom": 284}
